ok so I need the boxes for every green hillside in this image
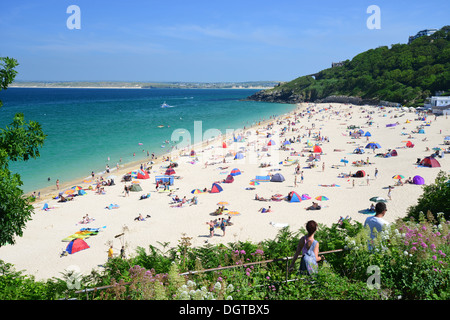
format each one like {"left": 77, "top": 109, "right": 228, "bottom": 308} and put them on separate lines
{"left": 249, "top": 26, "right": 450, "bottom": 106}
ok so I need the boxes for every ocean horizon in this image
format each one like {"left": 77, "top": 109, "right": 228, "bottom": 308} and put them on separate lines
{"left": 0, "top": 87, "right": 296, "bottom": 193}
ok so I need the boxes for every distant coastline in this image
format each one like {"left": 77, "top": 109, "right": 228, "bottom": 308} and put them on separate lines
{"left": 10, "top": 80, "right": 279, "bottom": 90}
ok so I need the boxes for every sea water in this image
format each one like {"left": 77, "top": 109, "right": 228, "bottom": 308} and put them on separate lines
{"left": 0, "top": 88, "right": 295, "bottom": 193}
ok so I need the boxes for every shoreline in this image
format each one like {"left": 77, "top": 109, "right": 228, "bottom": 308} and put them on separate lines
{"left": 9, "top": 85, "right": 276, "bottom": 90}
{"left": 27, "top": 104, "right": 299, "bottom": 203}
{"left": 3, "top": 101, "right": 447, "bottom": 281}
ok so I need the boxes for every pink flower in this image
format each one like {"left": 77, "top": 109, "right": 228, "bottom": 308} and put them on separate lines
{"left": 432, "top": 255, "right": 437, "bottom": 260}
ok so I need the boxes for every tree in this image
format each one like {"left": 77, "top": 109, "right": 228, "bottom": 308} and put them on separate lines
{"left": 406, "top": 171, "right": 450, "bottom": 222}
{"left": 0, "top": 57, "right": 47, "bottom": 247}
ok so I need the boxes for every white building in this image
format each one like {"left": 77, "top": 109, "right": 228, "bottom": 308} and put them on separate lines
{"left": 408, "top": 29, "right": 438, "bottom": 44}
{"left": 425, "top": 96, "right": 450, "bottom": 115}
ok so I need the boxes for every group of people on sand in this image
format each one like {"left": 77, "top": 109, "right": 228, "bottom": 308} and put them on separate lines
{"left": 80, "top": 214, "right": 94, "bottom": 224}
{"left": 206, "top": 216, "right": 232, "bottom": 238}
{"left": 170, "top": 195, "right": 198, "bottom": 207}
{"left": 134, "top": 213, "right": 151, "bottom": 221}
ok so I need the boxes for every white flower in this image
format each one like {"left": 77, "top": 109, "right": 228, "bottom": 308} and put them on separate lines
{"left": 226, "top": 295, "right": 233, "bottom": 300}
{"left": 179, "top": 284, "right": 188, "bottom": 292}
{"left": 179, "top": 291, "right": 189, "bottom": 300}
{"left": 214, "top": 282, "right": 222, "bottom": 291}
{"left": 226, "top": 284, "right": 234, "bottom": 292}
{"left": 187, "top": 280, "right": 196, "bottom": 288}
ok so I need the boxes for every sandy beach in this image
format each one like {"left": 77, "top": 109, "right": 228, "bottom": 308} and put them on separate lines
{"left": 1, "top": 102, "right": 448, "bottom": 281}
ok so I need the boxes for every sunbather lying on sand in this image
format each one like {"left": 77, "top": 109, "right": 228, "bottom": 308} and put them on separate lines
{"left": 306, "top": 202, "right": 321, "bottom": 210}
{"left": 258, "top": 206, "right": 272, "bottom": 213}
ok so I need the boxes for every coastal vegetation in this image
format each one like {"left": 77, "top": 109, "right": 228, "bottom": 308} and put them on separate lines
{"left": 0, "top": 57, "right": 47, "bottom": 247}
{"left": 1, "top": 171, "right": 449, "bottom": 300}
{"left": 248, "top": 26, "right": 450, "bottom": 107}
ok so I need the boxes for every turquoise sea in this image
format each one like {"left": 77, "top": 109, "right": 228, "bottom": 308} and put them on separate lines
{"left": 0, "top": 88, "right": 295, "bottom": 193}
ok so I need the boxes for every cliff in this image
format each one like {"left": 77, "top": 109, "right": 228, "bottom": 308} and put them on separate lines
{"left": 247, "top": 25, "right": 450, "bottom": 107}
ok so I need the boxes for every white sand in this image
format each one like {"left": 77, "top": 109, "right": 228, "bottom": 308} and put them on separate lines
{"left": 1, "top": 102, "right": 448, "bottom": 281}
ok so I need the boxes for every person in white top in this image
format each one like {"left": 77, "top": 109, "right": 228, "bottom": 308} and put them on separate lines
{"left": 364, "top": 202, "right": 389, "bottom": 250}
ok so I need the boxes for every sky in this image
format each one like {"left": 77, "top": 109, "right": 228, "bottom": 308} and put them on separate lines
{"left": 1, "top": 0, "right": 449, "bottom": 83}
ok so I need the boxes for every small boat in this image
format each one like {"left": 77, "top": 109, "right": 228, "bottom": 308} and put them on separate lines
{"left": 161, "top": 101, "right": 173, "bottom": 108}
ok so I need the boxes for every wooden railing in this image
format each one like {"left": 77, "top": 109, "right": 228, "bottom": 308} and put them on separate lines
{"left": 74, "top": 249, "right": 344, "bottom": 299}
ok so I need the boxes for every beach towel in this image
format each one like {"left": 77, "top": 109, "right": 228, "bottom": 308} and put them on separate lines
{"left": 270, "top": 222, "right": 289, "bottom": 228}
{"left": 254, "top": 175, "right": 270, "bottom": 182}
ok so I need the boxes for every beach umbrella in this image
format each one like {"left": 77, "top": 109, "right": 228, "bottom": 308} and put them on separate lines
{"left": 340, "top": 159, "right": 349, "bottom": 163}
{"left": 301, "top": 194, "right": 311, "bottom": 200}
{"left": 71, "top": 186, "right": 83, "bottom": 190}
{"left": 226, "top": 211, "right": 241, "bottom": 216}
{"left": 191, "top": 189, "right": 203, "bottom": 194}
{"left": 365, "top": 142, "right": 381, "bottom": 149}
{"left": 283, "top": 140, "right": 291, "bottom": 145}
{"left": 315, "top": 196, "right": 329, "bottom": 201}
{"left": 432, "top": 147, "right": 442, "bottom": 151}
{"left": 392, "top": 175, "right": 405, "bottom": 180}
{"left": 64, "top": 189, "right": 76, "bottom": 195}
{"left": 364, "top": 131, "right": 372, "bottom": 137}
{"left": 249, "top": 181, "right": 260, "bottom": 186}
{"left": 267, "top": 139, "right": 276, "bottom": 146}
{"left": 370, "top": 196, "right": 387, "bottom": 203}
{"left": 217, "top": 201, "right": 229, "bottom": 205}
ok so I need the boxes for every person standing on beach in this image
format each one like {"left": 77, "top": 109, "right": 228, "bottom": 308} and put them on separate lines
{"left": 206, "top": 220, "right": 215, "bottom": 238}
{"left": 220, "top": 218, "right": 226, "bottom": 237}
{"left": 387, "top": 186, "right": 392, "bottom": 200}
{"left": 294, "top": 175, "right": 297, "bottom": 187}
{"left": 374, "top": 168, "right": 378, "bottom": 179}
{"left": 108, "top": 245, "right": 114, "bottom": 260}
{"left": 56, "top": 179, "right": 59, "bottom": 190}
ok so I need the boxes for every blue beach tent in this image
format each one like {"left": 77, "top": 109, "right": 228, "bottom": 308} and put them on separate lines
{"left": 234, "top": 152, "right": 244, "bottom": 160}
{"left": 288, "top": 191, "right": 301, "bottom": 203}
{"left": 230, "top": 168, "right": 241, "bottom": 176}
{"left": 210, "top": 183, "right": 223, "bottom": 193}
{"left": 270, "top": 173, "right": 285, "bottom": 182}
